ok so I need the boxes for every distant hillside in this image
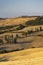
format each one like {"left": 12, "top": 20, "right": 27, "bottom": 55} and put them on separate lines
{"left": 0, "top": 16, "right": 37, "bottom": 26}
{"left": 0, "top": 16, "right": 43, "bottom": 34}
{"left": 26, "top": 16, "right": 43, "bottom": 26}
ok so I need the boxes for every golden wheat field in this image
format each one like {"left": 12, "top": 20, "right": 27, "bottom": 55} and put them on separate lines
{"left": 0, "top": 48, "right": 43, "bottom": 65}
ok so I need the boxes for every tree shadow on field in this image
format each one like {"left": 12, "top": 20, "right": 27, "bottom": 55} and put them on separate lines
{"left": 17, "top": 40, "right": 34, "bottom": 44}
{"left": 0, "top": 56, "right": 9, "bottom": 62}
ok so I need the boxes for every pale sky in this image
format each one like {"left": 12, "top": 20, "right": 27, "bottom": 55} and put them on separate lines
{"left": 0, "top": 0, "right": 43, "bottom": 18}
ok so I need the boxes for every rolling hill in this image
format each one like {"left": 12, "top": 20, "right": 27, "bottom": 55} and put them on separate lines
{"left": 0, "top": 16, "right": 43, "bottom": 65}
{"left": 0, "top": 16, "right": 43, "bottom": 34}
{"left": 0, "top": 16, "right": 37, "bottom": 26}
{"left": 0, "top": 16, "right": 43, "bottom": 51}
{"left": 0, "top": 48, "right": 43, "bottom": 65}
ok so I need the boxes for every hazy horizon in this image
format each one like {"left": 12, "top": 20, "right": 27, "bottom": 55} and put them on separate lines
{"left": 0, "top": 0, "right": 43, "bottom": 18}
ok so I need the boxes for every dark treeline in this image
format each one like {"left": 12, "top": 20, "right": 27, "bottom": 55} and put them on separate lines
{"left": 26, "top": 16, "right": 43, "bottom": 26}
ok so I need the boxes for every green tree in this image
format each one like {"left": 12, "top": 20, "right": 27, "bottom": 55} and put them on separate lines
{"left": 39, "top": 27, "right": 42, "bottom": 31}
{"left": 14, "top": 38, "right": 17, "bottom": 43}
{"left": 22, "top": 32, "right": 27, "bottom": 37}
{"left": 28, "top": 29, "right": 33, "bottom": 34}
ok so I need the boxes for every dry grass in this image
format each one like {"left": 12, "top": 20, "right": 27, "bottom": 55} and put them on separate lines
{"left": 0, "top": 17, "right": 37, "bottom": 26}
{"left": 0, "top": 17, "right": 43, "bottom": 65}
{"left": 0, "top": 48, "right": 43, "bottom": 65}
{"left": 17, "top": 25, "right": 43, "bottom": 32}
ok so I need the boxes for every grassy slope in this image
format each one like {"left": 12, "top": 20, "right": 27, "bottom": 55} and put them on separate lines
{"left": 0, "top": 48, "right": 43, "bottom": 65}
{"left": 0, "top": 17, "right": 37, "bottom": 34}
{"left": 17, "top": 25, "right": 43, "bottom": 32}
{"left": 0, "top": 31, "right": 43, "bottom": 50}
{"left": 0, "top": 17, "right": 37, "bottom": 26}
{"left": 0, "top": 17, "right": 43, "bottom": 65}
{"left": 0, "top": 16, "right": 43, "bottom": 33}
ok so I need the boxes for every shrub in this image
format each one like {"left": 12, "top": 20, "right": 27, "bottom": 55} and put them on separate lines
{"left": 14, "top": 37, "right": 17, "bottom": 44}
{"left": 16, "top": 24, "right": 25, "bottom": 30}
{"left": 0, "top": 39, "right": 3, "bottom": 44}
{"left": 22, "top": 32, "right": 28, "bottom": 37}
{"left": 32, "top": 47, "right": 35, "bottom": 48}
{"left": 26, "top": 17, "right": 43, "bottom": 26}
{"left": 35, "top": 28, "right": 39, "bottom": 32}
{"left": 16, "top": 34, "right": 19, "bottom": 38}
{"left": 0, "top": 50, "right": 8, "bottom": 54}
{"left": 28, "top": 29, "right": 33, "bottom": 34}
{"left": 39, "top": 27, "right": 42, "bottom": 31}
